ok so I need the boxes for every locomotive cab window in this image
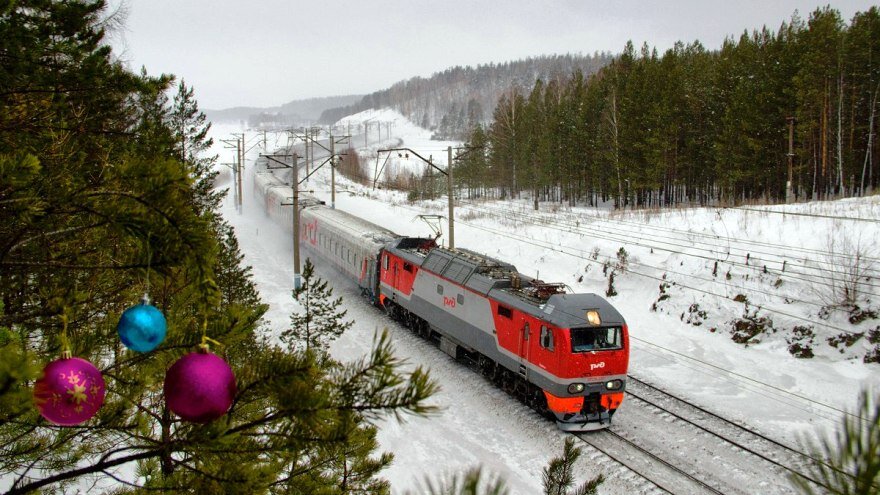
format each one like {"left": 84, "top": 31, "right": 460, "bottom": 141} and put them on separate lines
{"left": 571, "top": 326, "right": 623, "bottom": 352}
{"left": 383, "top": 255, "right": 389, "bottom": 270}
{"left": 540, "top": 325, "right": 554, "bottom": 351}
{"left": 497, "top": 305, "right": 512, "bottom": 319}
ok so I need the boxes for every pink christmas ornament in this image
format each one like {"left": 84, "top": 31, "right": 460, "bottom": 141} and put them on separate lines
{"left": 164, "top": 350, "right": 236, "bottom": 423}
{"left": 33, "top": 357, "right": 106, "bottom": 425}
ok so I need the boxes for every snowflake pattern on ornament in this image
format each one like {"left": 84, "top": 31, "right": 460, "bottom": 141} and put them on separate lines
{"left": 34, "top": 357, "right": 105, "bottom": 425}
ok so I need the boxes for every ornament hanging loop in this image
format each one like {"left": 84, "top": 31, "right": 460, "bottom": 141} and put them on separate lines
{"left": 60, "top": 312, "right": 72, "bottom": 359}
{"left": 143, "top": 235, "right": 152, "bottom": 302}
{"left": 199, "top": 319, "right": 223, "bottom": 352}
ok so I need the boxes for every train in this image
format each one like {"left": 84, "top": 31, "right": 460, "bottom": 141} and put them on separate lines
{"left": 253, "top": 167, "right": 629, "bottom": 431}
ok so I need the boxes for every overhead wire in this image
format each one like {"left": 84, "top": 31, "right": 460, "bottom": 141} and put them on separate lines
{"left": 391, "top": 201, "right": 866, "bottom": 337}
{"left": 457, "top": 200, "right": 880, "bottom": 292}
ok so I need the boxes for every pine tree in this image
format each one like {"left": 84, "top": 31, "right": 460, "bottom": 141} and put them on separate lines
{"left": 406, "top": 439, "right": 603, "bottom": 495}
{"left": 543, "top": 438, "right": 604, "bottom": 495}
{"left": 170, "top": 79, "right": 222, "bottom": 216}
{"left": 282, "top": 259, "right": 353, "bottom": 354}
{"left": 792, "top": 388, "right": 880, "bottom": 495}
{"left": 0, "top": 2, "right": 437, "bottom": 493}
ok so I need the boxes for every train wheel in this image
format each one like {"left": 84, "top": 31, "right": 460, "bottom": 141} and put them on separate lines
{"left": 384, "top": 301, "right": 397, "bottom": 320}
{"left": 478, "top": 355, "right": 494, "bottom": 378}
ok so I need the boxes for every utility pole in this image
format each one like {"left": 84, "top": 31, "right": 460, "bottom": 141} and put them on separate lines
{"left": 330, "top": 133, "right": 336, "bottom": 209}
{"left": 377, "top": 147, "right": 460, "bottom": 249}
{"left": 221, "top": 135, "right": 244, "bottom": 212}
{"left": 786, "top": 116, "right": 795, "bottom": 204}
{"left": 304, "top": 127, "right": 310, "bottom": 185}
{"left": 364, "top": 122, "right": 368, "bottom": 148}
{"left": 238, "top": 134, "right": 244, "bottom": 212}
{"left": 292, "top": 152, "right": 301, "bottom": 290}
{"left": 262, "top": 148, "right": 302, "bottom": 289}
{"left": 447, "top": 146, "right": 454, "bottom": 250}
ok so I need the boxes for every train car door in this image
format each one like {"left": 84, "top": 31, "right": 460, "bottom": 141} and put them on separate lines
{"left": 518, "top": 317, "right": 531, "bottom": 379}
{"left": 389, "top": 255, "right": 401, "bottom": 295}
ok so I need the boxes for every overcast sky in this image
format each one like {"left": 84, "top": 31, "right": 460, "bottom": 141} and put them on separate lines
{"left": 107, "top": 1, "right": 878, "bottom": 110}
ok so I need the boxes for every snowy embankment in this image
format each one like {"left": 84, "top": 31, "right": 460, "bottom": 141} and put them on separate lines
{"left": 212, "top": 110, "right": 879, "bottom": 494}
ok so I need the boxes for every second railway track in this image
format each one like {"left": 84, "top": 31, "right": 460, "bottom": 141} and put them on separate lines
{"left": 571, "top": 375, "right": 837, "bottom": 494}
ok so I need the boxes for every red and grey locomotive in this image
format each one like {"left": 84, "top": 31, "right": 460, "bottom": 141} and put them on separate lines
{"left": 292, "top": 200, "right": 629, "bottom": 431}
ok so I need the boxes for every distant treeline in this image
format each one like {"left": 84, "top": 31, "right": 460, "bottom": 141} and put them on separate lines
{"left": 319, "top": 53, "right": 613, "bottom": 135}
{"left": 204, "top": 94, "right": 362, "bottom": 125}
{"left": 455, "top": 7, "right": 880, "bottom": 208}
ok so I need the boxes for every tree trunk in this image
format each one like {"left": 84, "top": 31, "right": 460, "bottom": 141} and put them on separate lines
{"left": 861, "top": 82, "right": 879, "bottom": 195}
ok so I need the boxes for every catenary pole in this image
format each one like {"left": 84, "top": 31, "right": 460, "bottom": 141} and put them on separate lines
{"left": 447, "top": 145, "right": 454, "bottom": 250}
{"left": 292, "top": 152, "right": 301, "bottom": 290}
{"left": 330, "top": 133, "right": 336, "bottom": 209}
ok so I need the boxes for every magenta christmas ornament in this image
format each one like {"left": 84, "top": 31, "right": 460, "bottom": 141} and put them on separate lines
{"left": 117, "top": 297, "right": 167, "bottom": 352}
{"left": 33, "top": 357, "right": 106, "bottom": 425}
{"left": 164, "top": 350, "right": 236, "bottom": 423}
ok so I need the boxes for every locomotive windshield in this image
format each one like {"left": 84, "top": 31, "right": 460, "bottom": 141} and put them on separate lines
{"left": 570, "top": 326, "right": 623, "bottom": 352}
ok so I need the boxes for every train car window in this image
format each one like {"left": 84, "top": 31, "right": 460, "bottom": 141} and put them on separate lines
{"left": 403, "top": 262, "right": 413, "bottom": 272}
{"left": 456, "top": 294, "right": 464, "bottom": 305}
{"left": 436, "top": 284, "right": 444, "bottom": 295}
{"left": 497, "top": 305, "right": 512, "bottom": 319}
{"left": 570, "top": 326, "right": 623, "bottom": 352}
{"left": 540, "top": 325, "right": 554, "bottom": 351}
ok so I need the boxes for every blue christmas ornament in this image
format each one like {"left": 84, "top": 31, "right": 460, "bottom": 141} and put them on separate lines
{"left": 117, "top": 296, "right": 167, "bottom": 352}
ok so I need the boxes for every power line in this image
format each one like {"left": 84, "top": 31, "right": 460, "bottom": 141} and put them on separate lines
{"left": 730, "top": 205, "right": 880, "bottom": 224}
{"left": 458, "top": 200, "right": 880, "bottom": 292}
{"left": 395, "top": 203, "right": 866, "bottom": 336}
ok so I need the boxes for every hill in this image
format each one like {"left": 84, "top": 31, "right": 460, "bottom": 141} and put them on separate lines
{"left": 205, "top": 94, "right": 363, "bottom": 126}
{"left": 319, "top": 53, "right": 613, "bottom": 138}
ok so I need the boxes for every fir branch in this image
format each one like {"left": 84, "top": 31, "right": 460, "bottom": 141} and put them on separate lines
{"left": 6, "top": 447, "right": 166, "bottom": 495}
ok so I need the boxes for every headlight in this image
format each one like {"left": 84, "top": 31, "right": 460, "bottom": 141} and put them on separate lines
{"left": 567, "top": 383, "right": 585, "bottom": 394}
{"left": 605, "top": 379, "right": 622, "bottom": 391}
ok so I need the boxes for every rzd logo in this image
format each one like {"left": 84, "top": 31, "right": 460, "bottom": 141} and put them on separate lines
{"left": 301, "top": 219, "right": 318, "bottom": 246}
{"left": 443, "top": 296, "right": 456, "bottom": 308}
{"left": 590, "top": 362, "right": 605, "bottom": 371}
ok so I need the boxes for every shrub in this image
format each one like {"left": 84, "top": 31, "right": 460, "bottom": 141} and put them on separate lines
{"left": 615, "top": 247, "right": 629, "bottom": 272}
{"left": 685, "top": 303, "right": 708, "bottom": 327}
{"left": 787, "top": 326, "right": 815, "bottom": 359}
{"left": 849, "top": 307, "right": 878, "bottom": 325}
{"left": 827, "top": 332, "right": 864, "bottom": 353}
{"left": 605, "top": 271, "right": 617, "bottom": 297}
{"left": 730, "top": 309, "right": 774, "bottom": 345}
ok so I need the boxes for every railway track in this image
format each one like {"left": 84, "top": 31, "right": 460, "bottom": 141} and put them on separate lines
{"left": 570, "top": 375, "right": 837, "bottom": 495}
{"left": 626, "top": 375, "right": 831, "bottom": 488}
{"left": 575, "top": 428, "right": 726, "bottom": 495}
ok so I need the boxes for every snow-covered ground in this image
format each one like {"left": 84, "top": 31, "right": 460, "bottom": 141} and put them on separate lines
{"left": 211, "top": 110, "right": 880, "bottom": 494}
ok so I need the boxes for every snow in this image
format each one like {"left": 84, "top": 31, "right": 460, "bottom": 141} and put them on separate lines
{"left": 211, "top": 112, "right": 879, "bottom": 493}
{"left": 336, "top": 108, "right": 461, "bottom": 181}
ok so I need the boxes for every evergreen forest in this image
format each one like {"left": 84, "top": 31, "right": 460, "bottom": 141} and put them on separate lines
{"left": 455, "top": 7, "right": 880, "bottom": 208}
{"left": 0, "top": 1, "right": 436, "bottom": 493}
{"left": 319, "top": 53, "right": 613, "bottom": 137}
